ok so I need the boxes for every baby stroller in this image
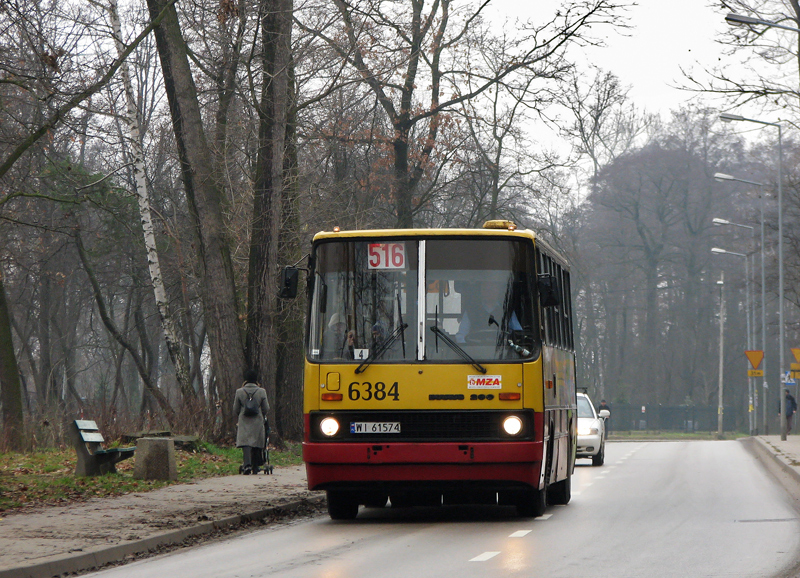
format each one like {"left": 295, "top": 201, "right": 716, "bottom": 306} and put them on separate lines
{"left": 253, "top": 418, "right": 273, "bottom": 475}
{"left": 238, "top": 418, "right": 273, "bottom": 475}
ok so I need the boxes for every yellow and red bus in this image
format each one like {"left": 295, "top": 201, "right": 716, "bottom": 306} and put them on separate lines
{"left": 283, "top": 220, "right": 576, "bottom": 519}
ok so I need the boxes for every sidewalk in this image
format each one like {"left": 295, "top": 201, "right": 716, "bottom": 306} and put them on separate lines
{"left": 743, "top": 435, "right": 800, "bottom": 509}
{"left": 3, "top": 438, "right": 800, "bottom": 578}
{"left": 0, "top": 465, "right": 324, "bottom": 578}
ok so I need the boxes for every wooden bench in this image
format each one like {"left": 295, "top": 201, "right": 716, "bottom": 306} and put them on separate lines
{"left": 70, "top": 420, "right": 135, "bottom": 476}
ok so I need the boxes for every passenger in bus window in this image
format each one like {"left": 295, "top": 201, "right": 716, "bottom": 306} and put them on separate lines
{"left": 456, "top": 280, "right": 521, "bottom": 343}
{"left": 323, "top": 312, "right": 355, "bottom": 359}
{"left": 371, "top": 322, "right": 385, "bottom": 349}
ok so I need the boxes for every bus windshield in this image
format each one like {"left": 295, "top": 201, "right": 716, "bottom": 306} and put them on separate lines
{"left": 308, "top": 238, "right": 538, "bottom": 363}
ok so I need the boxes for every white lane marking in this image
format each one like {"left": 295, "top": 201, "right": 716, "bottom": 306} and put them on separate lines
{"left": 509, "top": 530, "right": 532, "bottom": 538}
{"left": 536, "top": 514, "right": 553, "bottom": 520}
{"left": 470, "top": 552, "right": 500, "bottom": 562}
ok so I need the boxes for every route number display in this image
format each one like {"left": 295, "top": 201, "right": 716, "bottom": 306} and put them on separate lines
{"left": 368, "top": 243, "right": 406, "bottom": 270}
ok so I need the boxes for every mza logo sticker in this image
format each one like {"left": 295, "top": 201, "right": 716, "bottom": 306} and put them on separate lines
{"left": 468, "top": 375, "right": 502, "bottom": 389}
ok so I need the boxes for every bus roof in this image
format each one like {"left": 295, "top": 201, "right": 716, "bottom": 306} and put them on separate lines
{"left": 312, "top": 227, "right": 534, "bottom": 241}
{"left": 311, "top": 227, "right": 571, "bottom": 269}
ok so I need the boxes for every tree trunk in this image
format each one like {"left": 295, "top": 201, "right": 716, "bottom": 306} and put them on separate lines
{"left": 393, "top": 131, "right": 414, "bottom": 228}
{"left": 246, "top": 0, "right": 293, "bottom": 434}
{"left": 145, "top": 0, "right": 247, "bottom": 430}
{"left": 0, "top": 271, "right": 24, "bottom": 450}
{"left": 109, "top": 0, "right": 193, "bottom": 401}
{"left": 275, "top": 62, "right": 303, "bottom": 441}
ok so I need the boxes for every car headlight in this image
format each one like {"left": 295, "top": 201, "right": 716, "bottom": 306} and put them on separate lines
{"left": 578, "top": 426, "right": 599, "bottom": 436}
{"left": 503, "top": 415, "right": 523, "bottom": 436}
{"left": 320, "top": 417, "right": 340, "bottom": 437}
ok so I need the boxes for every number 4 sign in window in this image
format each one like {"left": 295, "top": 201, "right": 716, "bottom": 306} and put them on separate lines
{"left": 368, "top": 243, "right": 406, "bottom": 270}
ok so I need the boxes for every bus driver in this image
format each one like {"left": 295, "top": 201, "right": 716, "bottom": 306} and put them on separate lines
{"left": 456, "top": 280, "right": 521, "bottom": 343}
{"left": 323, "top": 312, "right": 355, "bottom": 359}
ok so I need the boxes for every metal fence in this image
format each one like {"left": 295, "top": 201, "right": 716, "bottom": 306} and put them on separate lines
{"left": 603, "top": 404, "right": 745, "bottom": 433}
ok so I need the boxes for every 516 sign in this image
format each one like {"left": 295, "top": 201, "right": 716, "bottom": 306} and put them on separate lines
{"left": 368, "top": 243, "right": 406, "bottom": 270}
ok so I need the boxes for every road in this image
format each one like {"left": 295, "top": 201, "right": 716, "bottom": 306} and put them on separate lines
{"left": 88, "top": 441, "right": 800, "bottom": 578}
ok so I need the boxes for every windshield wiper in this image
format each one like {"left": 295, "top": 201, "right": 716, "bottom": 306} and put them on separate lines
{"left": 355, "top": 323, "right": 409, "bottom": 374}
{"left": 396, "top": 291, "right": 406, "bottom": 358}
{"left": 429, "top": 326, "right": 486, "bottom": 374}
{"left": 489, "top": 315, "right": 532, "bottom": 357}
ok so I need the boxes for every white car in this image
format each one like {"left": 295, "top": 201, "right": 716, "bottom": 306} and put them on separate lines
{"left": 576, "top": 392, "right": 609, "bottom": 466}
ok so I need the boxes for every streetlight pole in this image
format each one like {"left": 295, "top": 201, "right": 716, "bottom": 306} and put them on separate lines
{"left": 712, "top": 219, "right": 756, "bottom": 347}
{"left": 712, "top": 247, "right": 753, "bottom": 434}
{"left": 718, "top": 113, "right": 786, "bottom": 439}
{"left": 713, "top": 174, "right": 767, "bottom": 433}
{"left": 717, "top": 272, "right": 726, "bottom": 438}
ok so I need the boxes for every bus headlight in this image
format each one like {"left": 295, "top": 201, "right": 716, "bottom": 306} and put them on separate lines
{"left": 503, "top": 415, "right": 523, "bottom": 436}
{"left": 320, "top": 417, "right": 340, "bottom": 437}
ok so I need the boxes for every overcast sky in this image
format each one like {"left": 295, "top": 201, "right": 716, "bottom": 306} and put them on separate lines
{"left": 484, "top": 1, "right": 735, "bottom": 118}
{"left": 583, "top": 1, "right": 729, "bottom": 116}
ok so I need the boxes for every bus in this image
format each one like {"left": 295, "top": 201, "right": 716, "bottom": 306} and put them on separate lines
{"left": 280, "top": 220, "right": 577, "bottom": 519}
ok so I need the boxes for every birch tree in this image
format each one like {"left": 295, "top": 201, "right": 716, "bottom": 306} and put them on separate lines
{"left": 105, "top": 0, "right": 193, "bottom": 400}
{"left": 145, "top": 0, "right": 247, "bottom": 430}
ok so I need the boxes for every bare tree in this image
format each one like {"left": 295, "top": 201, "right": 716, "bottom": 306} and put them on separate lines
{"left": 145, "top": 0, "right": 247, "bottom": 430}
{"left": 105, "top": 0, "right": 193, "bottom": 400}
{"left": 296, "top": 0, "right": 624, "bottom": 227}
{"left": 246, "top": 0, "right": 294, "bottom": 435}
{"left": 686, "top": 0, "right": 800, "bottom": 119}
{"left": 562, "top": 68, "right": 656, "bottom": 182}
{"left": 0, "top": 269, "right": 23, "bottom": 449}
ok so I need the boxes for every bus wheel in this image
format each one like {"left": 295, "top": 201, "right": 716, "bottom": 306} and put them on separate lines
{"left": 548, "top": 474, "right": 571, "bottom": 506}
{"left": 363, "top": 493, "right": 388, "bottom": 508}
{"left": 327, "top": 490, "right": 359, "bottom": 520}
{"left": 516, "top": 487, "right": 546, "bottom": 518}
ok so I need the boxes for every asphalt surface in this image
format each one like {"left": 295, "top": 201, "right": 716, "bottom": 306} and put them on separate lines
{"left": 2, "top": 436, "right": 800, "bottom": 578}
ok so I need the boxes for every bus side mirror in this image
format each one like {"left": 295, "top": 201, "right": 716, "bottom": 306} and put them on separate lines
{"left": 279, "top": 266, "right": 299, "bottom": 299}
{"left": 538, "top": 274, "right": 560, "bottom": 308}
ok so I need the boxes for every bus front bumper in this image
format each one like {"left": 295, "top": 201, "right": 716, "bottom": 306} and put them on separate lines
{"left": 303, "top": 441, "right": 543, "bottom": 491}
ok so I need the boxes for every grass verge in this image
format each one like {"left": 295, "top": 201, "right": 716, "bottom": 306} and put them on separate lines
{"left": 0, "top": 442, "right": 303, "bottom": 513}
{"left": 608, "top": 431, "right": 748, "bottom": 441}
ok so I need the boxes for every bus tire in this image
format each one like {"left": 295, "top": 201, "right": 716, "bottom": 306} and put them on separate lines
{"left": 363, "top": 493, "right": 388, "bottom": 508}
{"left": 548, "top": 473, "right": 571, "bottom": 505}
{"left": 327, "top": 490, "right": 359, "bottom": 520}
{"left": 516, "top": 487, "right": 546, "bottom": 518}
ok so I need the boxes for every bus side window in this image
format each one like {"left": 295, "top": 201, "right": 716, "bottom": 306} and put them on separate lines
{"left": 563, "top": 269, "right": 574, "bottom": 351}
{"left": 559, "top": 264, "right": 567, "bottom": 348}
{"left": 554, "top": 263, "right": 564, "bottom": 348}
{"left": 540, "top": 253, "right": 553, "bottom": 346}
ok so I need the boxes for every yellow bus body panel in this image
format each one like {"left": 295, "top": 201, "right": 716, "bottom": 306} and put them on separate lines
{"left": 305, "top": 363, "right": 534, "bottom": 412}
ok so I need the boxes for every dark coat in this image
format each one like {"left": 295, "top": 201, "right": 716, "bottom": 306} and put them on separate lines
{"left": 781, "top": 393, "right": 798, "bottom": 417}
{"left": 233, "top": 383, "right": 269, "bottom": 448}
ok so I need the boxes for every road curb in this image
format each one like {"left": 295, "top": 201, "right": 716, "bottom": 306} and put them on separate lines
{"left": 740, "top": 436, "right": 800, "bottom": 500}
{"left": 0, "top": 495, "right": 325, "bottom": 578}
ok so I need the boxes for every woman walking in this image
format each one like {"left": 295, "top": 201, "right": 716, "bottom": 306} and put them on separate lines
{"left": 233, "top": 369, "right": 270, "bottom": 474}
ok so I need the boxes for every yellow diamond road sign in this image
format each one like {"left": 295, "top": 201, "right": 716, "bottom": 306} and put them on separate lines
{"left": 745, "top": 350, "right": 764, "bottom": 370}
{"left": 793, "top": 348, "right": 800, "bottom": 363}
